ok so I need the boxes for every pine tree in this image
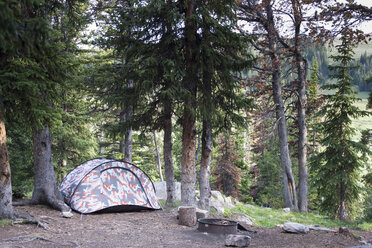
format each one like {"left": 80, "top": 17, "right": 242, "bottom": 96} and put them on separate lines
{"left": 310, "top": 27, "right": 371, "bottom": 220}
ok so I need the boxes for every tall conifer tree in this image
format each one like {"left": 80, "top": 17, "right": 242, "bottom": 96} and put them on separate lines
{"left": 310, "top": 27, "right": 371, "bottom": 220}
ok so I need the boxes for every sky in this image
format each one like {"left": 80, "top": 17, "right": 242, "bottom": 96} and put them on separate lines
{"left": 339, "top": 0, "right": 372, "bottom": 33}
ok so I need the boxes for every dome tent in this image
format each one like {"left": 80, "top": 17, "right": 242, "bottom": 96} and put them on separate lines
{"left": 59, "top": 158, "right": 161, "bottom": 214}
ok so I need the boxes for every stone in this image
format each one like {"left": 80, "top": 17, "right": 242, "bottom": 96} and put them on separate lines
{"left": 154, "top": 181, "right": 181, "bottom": 201}
{"left": 211, "top": 190, "right": 225, "bottom": 203}
{"left": 230, "top": 213, "right": 254, "bottom": 226}
{"left": 283, "top": 222, "right": 310, "bottom": 234}
{"left": 224, "top": 197, "right": 235, "bottom": 209}
{"left": 196, "top": 208, "right": 209, "bottom": 219}
{"left": 225, "top": 234, "right": 251, "bottom": 247}
{"left": 282, "top": 208, "right": 291, "bottom": 213}
{"left": 308, "top": 225, "right": 336, "bottom": 232}
{"left": 61, "top": 211, "right": 73, "bottom": 218}
{"left": 210, "top": 198, "right": 225, "bottom": 214}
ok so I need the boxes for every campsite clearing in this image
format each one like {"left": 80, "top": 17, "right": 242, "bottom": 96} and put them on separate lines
{"left": 1, "top": 205, "right": 371, "bottom": 247}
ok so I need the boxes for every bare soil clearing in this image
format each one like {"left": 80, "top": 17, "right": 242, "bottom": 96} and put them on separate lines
{"left": 0, "top": 205, "right": 371, "bottom": 248}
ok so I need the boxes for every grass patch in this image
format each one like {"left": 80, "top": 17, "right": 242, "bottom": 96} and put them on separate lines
{"left": 232, "top": 204, "right": 372, "bottom": 230}
{"left": 158, "top": 199, "right": 181, "bottom": 209}
{"left": 0, "top": 219, "right": 12, "bottom": 227}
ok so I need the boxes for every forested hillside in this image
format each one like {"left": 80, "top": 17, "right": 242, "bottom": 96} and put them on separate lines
{"left": 1, "top": 0, "right": 372, "bottom": 225}
{"left": 304, "top": 40, "right": 372, "bottom": 90}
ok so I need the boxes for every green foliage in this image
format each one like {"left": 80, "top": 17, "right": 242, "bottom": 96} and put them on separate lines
{"left": 212, "top": 133, "right": 243, "bottom": 198}
{"left": 310, "top": 28, "right": 372, "bottom": 220}
{"left": 254, "top": 146, "right": 285, "bottom": 209}
{"left": 232, "top": 203, "right": 372, "bottom": 230}
{"left": 0, "top": 219, "right": 12, "bottom": 227}
{"left": 6, "top": 121, "right": 33, "bottom": 198}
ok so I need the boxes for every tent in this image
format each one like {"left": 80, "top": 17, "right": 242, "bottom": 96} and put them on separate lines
{"left": 59, "top": 158, "right": 161, "bottom": 214}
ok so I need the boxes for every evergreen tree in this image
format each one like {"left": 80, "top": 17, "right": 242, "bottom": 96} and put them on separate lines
{"left": 0, "top": 0, "right": 52, "bottom": 219}
{"left": 310, "top": 27, "right": 371, "bottom": 220}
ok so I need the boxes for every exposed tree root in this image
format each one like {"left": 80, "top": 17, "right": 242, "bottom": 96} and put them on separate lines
{"left": 13, "top": 199, "right": 70, "bottom": 212}
{"left": 0, "top": 234, "right": 79, "bottom": 248}
{"left": 13, "top": 212, "right": 49, "bottom": 230}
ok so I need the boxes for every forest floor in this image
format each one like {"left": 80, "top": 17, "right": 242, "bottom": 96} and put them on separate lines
{"left": 0, "top": 205, "right": 371, "bottom": 248}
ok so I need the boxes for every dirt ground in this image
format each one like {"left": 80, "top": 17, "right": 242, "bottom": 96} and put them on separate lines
{"left": 0, "top": 205, "right": 371, "bottom": 248}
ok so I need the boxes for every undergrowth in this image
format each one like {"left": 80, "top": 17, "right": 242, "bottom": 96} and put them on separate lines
{"left": 0, "top": 219, "right": 12, "bottom": 227}
{"left": 232, "top": 204, "right": 372, "bottom": 231}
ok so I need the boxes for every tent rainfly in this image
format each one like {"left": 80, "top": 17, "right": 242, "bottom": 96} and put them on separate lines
{"left": 59, "top": 158, "right": 161, "bottom": 214}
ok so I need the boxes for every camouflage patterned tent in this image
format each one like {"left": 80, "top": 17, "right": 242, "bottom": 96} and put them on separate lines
{"left": 59, "top": 158, "right": 161, "bottom": 214}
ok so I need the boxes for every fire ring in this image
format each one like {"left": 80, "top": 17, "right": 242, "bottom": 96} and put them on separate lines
{"left": 197, "top": 218, "right": 238, "bottom": 234}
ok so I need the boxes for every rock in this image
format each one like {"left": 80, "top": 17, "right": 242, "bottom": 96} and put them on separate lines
{"left": 61, "top": 211, "right": 73, "bottom": 218}
{"left": 154, "top": 181, "right": 181, "bottom": 201}
{"left": 211, "top": 190, "right": 225, "bottom": 203}
{"left": 224, "top": 197, "right": 235, "bottom": 209}
{"left": 210, "top": 197, "right": 225, "bottom": 214}
{"left": 308, "top": 225, "right": 336, "bottom": 232}
{"left": 196, "top": 208, "right": 209, "bottom": 219}
{"left": 230, "top": 213, "right": 254, "bottom": 226}
{"left": 283, "top": 222, "right": 310, "bottom": 234}
{"left": 282, "top": 208, "right": 291, "bottom": 213}
{"left": 290, "top": 217, "right": 296, "bottom": 221}
{"left": 225, "top": 234, "right": 251, "bottom": 247}
{"left": 245, "top": 204, "right": 255, "bottom": 208}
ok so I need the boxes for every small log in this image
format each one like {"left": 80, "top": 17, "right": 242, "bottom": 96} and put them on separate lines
{"left": 178, "top": 206, "right": 196, "bottom": 226}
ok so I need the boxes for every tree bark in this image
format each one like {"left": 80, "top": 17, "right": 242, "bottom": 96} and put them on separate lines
{"left": 120, "top": 80, "right": 133, "bottom": 163}
{"left": 198, "top": 121, "right": 212, "bottom": 210}
{"left": 153, "top": 130, "right": 164, "bottom": 181}
{"left": 163, "top": 98, "right": 176, "bottom": 206}
{"left": 0, "top": 98, "right": 14, "bottom": 219}
{"left": 292, "top": 0, "right": 308, "bottom": 213}
{"left": 181, "top": 0, "right": 197, "bottom": 206}
{"left": 339, "top": 181, "right": 346, "bottom": 220}
{"left": 31, "top": 125, "right": 67, "bottom": 211}
{"left": 178, "top": 206, "right": 197, "bottom": 226}
{"left": 265, "top": 2, "right": 298, "bottom": 211}
{"left": 198, "top": 59, "right": 213, "bottom": 210}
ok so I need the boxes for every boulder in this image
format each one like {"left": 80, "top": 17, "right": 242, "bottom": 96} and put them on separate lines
{"left": 308, "top": 225, "right": 335, "bottom": 232}
{"left": 230, "top": 213, "right": 254, "bottom": 226}
{"left": 283, "top": 222, "right": 310, "bottom": 234}
{"left": 225, "top": 234, "right": 251, "bottom": 247}
{"left": 224, "top": 197, "right": 235, "bottom": 209}
{"left": 210, "top": 197, "right": 225, "bottom": 214}
{"left": 211, "top": 190, "right": 225, "bottom": 203}
{"left": 196, "top": 208, "right": 209, "bottom": 219}
{"left": 154, "top": 181, "right": 181, "bottom": 201}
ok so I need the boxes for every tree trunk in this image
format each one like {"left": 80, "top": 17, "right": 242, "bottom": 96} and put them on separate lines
{"left": 120, "top": 80, "right": 133, "bottom": 163}
{"left": 178, "top": 206, "right": 197, "bottom": 226}
{"left": 339, "top": 182, "right": 346, "bottom": 220}
{"left": 181, "top": 0, "right": 197, "bottom": 206}
{"left": 292, "top": 0, "right": 308, "bottom": 213}
{"left": 296, "top": 57, "right": 308, "bottom": 213}
{"left": 181, "top": 110, "right": 197, "bottom": 206}
{"left": 163, "top": 99, "right": 176, "bottom": 206}
{"left": 198, "top": 121, "right": 212, "bottom": 210}
{"left": 265, "top": 3, "right": 298, "bottom": 211}
{"left": 195, "top": 128, "right": 201, "bottom": 166}
{"left": 0, "top": 98, "right": 14, "bottom": 219}
{"left": 153, "top": 130, "right": 164, "bottom": 181}
{"left": 99, "top": 120, "right": 105, "bottom": 155}
{"left": 198, "top": 58, "right": 213, "bottom": 210}
{"left": 31, "top": 125, "right": 66, "bottom": 211}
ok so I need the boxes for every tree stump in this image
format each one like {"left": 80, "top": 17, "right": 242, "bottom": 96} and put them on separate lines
{"left": 178, "top": 206, "right": 196, "bottom": 226}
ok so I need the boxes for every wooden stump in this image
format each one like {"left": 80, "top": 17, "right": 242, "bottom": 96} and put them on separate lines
{"left": 178, "top": 206, "right": 196, "bottom": 226}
